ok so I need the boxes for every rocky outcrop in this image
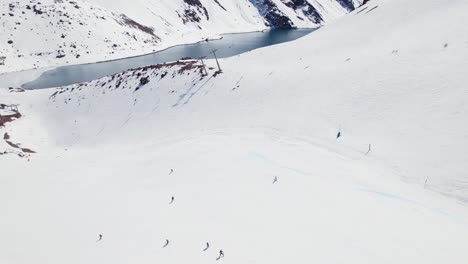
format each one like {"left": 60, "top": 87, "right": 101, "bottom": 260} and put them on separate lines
{"left": 249, "top": 0, "right": 294, "bottom": 28}
{"left": 181, "top": 0, "right": 210, "bottom": 23}
{"left": 280, "top": 0, "right": 323, "bottom": 24}
{"left": 249, "top": 0, "right": 361, "bottom": 29}
{"left": 0, "top": 104, "right": 21, "bottom": 128}
{"left": 335, "top": 0, "right": 357, "bottom": 11}
{"left": 0, "top": 104, "right": 35, "bottom": 158}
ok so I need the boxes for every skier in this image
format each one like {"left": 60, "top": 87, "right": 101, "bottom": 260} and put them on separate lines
{"left": 169, "top": 169, "right": 174, "bottom": 175}
{"left": 163, "top": 239, "right": 170, "bottom": 248}
{"left": 365, "top": 144, "right": 371, "bottom": 155}
{"left": 272, "top": 176, "right": 278, "bottom": 184}
{"left": 216, "top": 250, "right": 224, "bottom": 260}
{"left": 336, "top": 131, "right": 341, "bottom": 139}
{"left": 169, "top": 196, "right": 175, "bottom": 204}
{"left": 97, "top": 234, "right": 103, "bottom": 242}
{"left": 203, "top": 242, "right": 210, "bottom": 251}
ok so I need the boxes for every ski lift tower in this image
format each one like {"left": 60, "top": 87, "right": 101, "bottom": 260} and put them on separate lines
{"left": 211, "top": 49, "right": 222, "bottom": 73}
{"left": 198, "top": 56, "right": 208, "bottom": 76}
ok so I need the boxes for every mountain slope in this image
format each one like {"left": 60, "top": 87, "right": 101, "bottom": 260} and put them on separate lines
{"left": 0, "top": 0, "right": 360, "bottom": 73}
{"left": 1, "top": 0, "right": 468, "bottom": 263}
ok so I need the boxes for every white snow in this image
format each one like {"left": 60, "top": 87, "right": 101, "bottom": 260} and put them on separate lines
{"left": 1, "top": 0, "right": 468, "bottom": 263}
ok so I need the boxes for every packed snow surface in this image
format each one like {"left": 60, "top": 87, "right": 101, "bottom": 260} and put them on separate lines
{"left": 1, "top": 0, "right": 468, "bottom": 263}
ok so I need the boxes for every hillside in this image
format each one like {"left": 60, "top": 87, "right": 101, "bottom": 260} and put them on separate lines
{"left": 1, "top": 0, "right": 468, "bottom": 263}
{"left": 0, "top": 0, "right": 361, "bottom": 73}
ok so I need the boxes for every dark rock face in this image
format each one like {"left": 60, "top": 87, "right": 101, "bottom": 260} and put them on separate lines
{"left": 0, "top": 104, "right": 21, "bottom": 128}
{"left": 335, "top": 0, "right": 357, "bottom": 11}
{"left": 179, "top": 0, "right": 359, "bottom": 28}
{"left": 280, "top": 0, "right": 323, "bottom": 24}
{"left": 182, "top": 0, "right": 209, "bottom": 23}
{"left": 249, "top": 0, "right": 294, "bottom": 29}
{"left": 182, "top": 8, "right": 202, "bottom": 23}
{"left": 212, "top": 0, "right": 227, "bottom": 11}
{"left": 118, "top": 15, "right": 159, "bottom": 39}
{"left": 139, "top": 76, "right": 150, "bottom": 86}
{"left": 250, "top": 0, "right": 362, "bottom": 29}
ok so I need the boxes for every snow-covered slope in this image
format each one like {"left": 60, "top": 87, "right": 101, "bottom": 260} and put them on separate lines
{"left": 0, "top": 0, "right": 161, "bottom": 73}
{"left": 2, "top": 0, "right": 468, "bottom": 263}
{"left": 0, "top": 0, "right": 360, "bottom": 73}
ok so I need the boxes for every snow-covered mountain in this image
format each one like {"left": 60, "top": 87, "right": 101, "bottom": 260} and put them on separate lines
{"left": 0, "top": 0, "right": 361, "bottom": 73}
{"left": 2, "top": 0, "right": 468, "bottom": 263}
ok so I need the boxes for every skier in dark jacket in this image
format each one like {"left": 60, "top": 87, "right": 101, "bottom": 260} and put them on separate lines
{"left": 216, "top": 250, "right": 224, "bottom": 260}
{"left": 163, "top": 239, "right": 169, "bottom": 248}
{"left": 203, "top": 242, "right": 210, "bottom": 251}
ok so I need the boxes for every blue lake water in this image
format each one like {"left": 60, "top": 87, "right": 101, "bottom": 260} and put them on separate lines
{"left": 1, "top": 29, "right": 315, "bottom": 89}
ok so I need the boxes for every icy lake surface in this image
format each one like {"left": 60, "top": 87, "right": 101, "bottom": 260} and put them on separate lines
{"left": 0, "top": 29, "right": 315, "bottom": 89}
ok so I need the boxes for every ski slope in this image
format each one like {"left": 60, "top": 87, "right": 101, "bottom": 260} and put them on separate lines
{"left": 1, "top": 0, "right": 468, "bottom": 263}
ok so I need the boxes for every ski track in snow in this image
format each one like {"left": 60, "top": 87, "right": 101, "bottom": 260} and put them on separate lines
{"left": 355, "top": 188, "right": 468, "bottom": 225}
{"left": 248, "top": 151, "right": 314, "bottom": 176}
